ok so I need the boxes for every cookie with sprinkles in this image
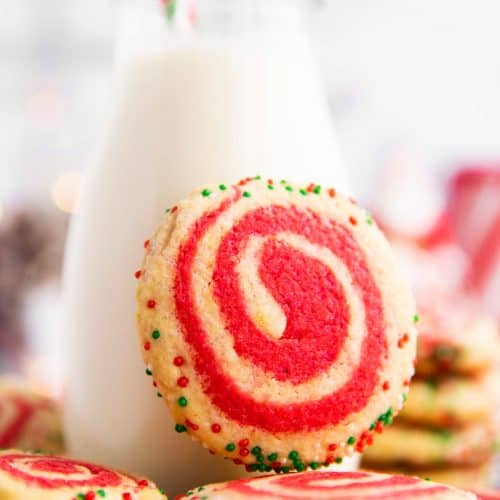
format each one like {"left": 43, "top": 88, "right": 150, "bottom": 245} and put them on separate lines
{"left": 136, "top": 178, "right": 417, "bottom": 470}
{"left": 0, "top": 378, "right": 64, "bottom": 454}
{"left": 0, "top": 449, "right": 166, "bottom": 499}
{"left": 177, "top": 470, "right": 475, "bottom": 499}
{"left": 397, "top": 376, "right": 496, "bottom": 428}
{"left": 363, "top": 424, "right": 496, "bottom": 467}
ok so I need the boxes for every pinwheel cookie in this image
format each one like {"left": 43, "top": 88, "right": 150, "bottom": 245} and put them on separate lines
{"left": 363, "top": 424, "right": 496, "bottom": 467}
{"left": 136, "top": 178, "right": 417, "bottom": 471}
{"left": 0, "top": 379, "right": 64, "bottom": 453}
{"left": 398, "top": 377, "right": 494, "bottom": 428}
{"left": 177, "top": 470, "right": 475, "bottom": 499}
{"left": 0, "top": 450, "right": 166, "bottom": 500}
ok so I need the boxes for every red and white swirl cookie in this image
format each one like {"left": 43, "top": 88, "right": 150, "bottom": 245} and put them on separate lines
{"left": 136, "top": 178, "right": 417, "bottom": 471}
{"left": 0, "top": 379, "right": 64, "bottom": 453}
{"left": 0, "top": 450, "right": 166, "bottom": 499}
{"left": 177, "top": 470, "right": 474, "bottom": 499}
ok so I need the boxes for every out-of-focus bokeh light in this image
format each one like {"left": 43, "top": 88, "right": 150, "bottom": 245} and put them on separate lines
{"left": 51, "top": 171, "right": 83, "bottom": 214}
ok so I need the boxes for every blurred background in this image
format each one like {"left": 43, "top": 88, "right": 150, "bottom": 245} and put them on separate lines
{"left": 0, "top": 0, "right": 499, "bottom": 491}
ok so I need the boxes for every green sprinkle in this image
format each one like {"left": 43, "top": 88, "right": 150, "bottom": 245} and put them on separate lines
{"left": 166, "top": 0, "right": 177, "bottom": 20}
{"left": 346, "top": 436, "right": 356, "bottom": 445}
{"left": 247, "top": 464, "right": 259, "bottom": 472}
{"left": 424, "top": 477, "right": 431, "bottom": 481}
{"left": 256, "top": 454, "right": 265, "bottom": 463}
{"left": 201, "top": 188, "right": 211, "bottom": 197}
{"left": 310, "top": 462, "right": 320, "bottom": 470}
{"left": 413, "top": 314, "right": 420, "bottom": 323}
{"left": 402, "top": 393, "right": 408, "bottom": 402}
{"left": 157, "top": 392, "right": 162, "bottom": 398}
{"left": 432, "top": 429, "right": 452, "bottom": 441}
{"left": 145, "top": 368, "right": 152, "bottom": 376}
{"left": 152, "top": 329, "right": 160, "bottom": 340}
{"left": 197, "top": 487, "right": 205, "bottom": 491}
{"left": 258, "top": 463, "right": 267, "bottom": 472}
{"left": 177, "top": 396, "right": 188, "bottom": 407}
{"left": 77, "top": 494, "right": 85, "bottom": 500}
{"left": 96, "top": 490, "right": 106, "bottom": 498}
{"left": 280, "top": 179, "right": 287, "bottom": 184}
{"left": 267, "top": 184, "right": 275, "bottom": 190}
{"left": 254, "top": 175, "right": 261, "bottom": 180}
{"left": 186, "top": 491, "right": 194, "bottom": 497}
{"left": 251, "top": 446, "right": 262, "bottom": 455}
{"left": 218, "top": 184, "right": 227, "bottom": 191}
{"left": 175, "top": 424, "right": 187, "bottom": 433}
{"left": 288, "top": 450, "right": 299, "bottom": 460}
{"left": 366, "top": 216, "right": 373, "bottom": 225}
{"left": 242, "top": 191, "right": 251, "bottom": 198}
{"left": 268, "top": 453, "right": 278, "bottom": 461}
{"left": 285, "top": 185, "right": 293, "bottom": 192}
{"left": 225, "top": 442, "right": 236, "bottom": 452}
{"left": 335, "top": 457, "right": 343, "bottom": 464}
{"left": 165, "top": 208, "right": 170, "bottom": 213}
{"left": 369, "top": 422, "right": 376, "bottom": 431}
{"left": 299, "top": 189, "right": 308, "bottom": 195}
{"left": 313, "top": 185, "right": 321, "bottom": 194}
{"left": 282, "top": 466, "right": 290, "bottom": 473}
{"left": 295, "top": 461, "right": 305, "bottom": 472}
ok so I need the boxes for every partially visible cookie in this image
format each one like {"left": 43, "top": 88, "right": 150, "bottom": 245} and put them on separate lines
{"left": 363, "top": 424, "right": 496, "bottom": 467}
{"left": 398, "top": 377, "right": 494, "bottom": 428}
{"left": 0, "top": 450, "right": 166, "bottom": 500}
{"left": 177, "top": 470, "right": 475, "bottom": 499}
{"left": 416, "top": 303, "right": 499, "bottom": 376}
{"left": 472, "top": 490, "right": 500, "bottom": 500}
{"left": 136, "top": 178, "right": 417, "bottom": 470}
{"left": 0, "top": 379, "right": 63, "bottom": 453}
{"left": 366, "top": 462, "right": 493, "bottom": 489}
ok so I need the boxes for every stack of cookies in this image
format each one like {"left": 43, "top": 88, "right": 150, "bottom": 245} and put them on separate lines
{"left": 363, "top": 299, "right": 500, "bottom": 488}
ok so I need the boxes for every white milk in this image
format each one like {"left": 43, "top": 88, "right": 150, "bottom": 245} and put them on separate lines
{"left": 64, "top": 4, "right": 352, "bottom": 496}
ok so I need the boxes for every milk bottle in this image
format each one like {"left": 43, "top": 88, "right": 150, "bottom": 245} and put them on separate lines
{"left": 64, "top": 1, "right": 351, "bottom": 495}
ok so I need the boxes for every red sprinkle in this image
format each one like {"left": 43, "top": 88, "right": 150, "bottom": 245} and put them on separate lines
{"left": 209, "top": 450, "right": 215, "bottom": 455}
{"left": 171, "top": 205, "right": 178, "bottom": 213}
{"left": 366, "top": 435, "right": 374, "bottom": 445}
{"left": 349, "top": 216, "right": 357, "bottom": 226}
{"left": 272, "top": 461, "right": 281, "bottom": 469}
{"left": 239, "top": 448, "right": 249, "bottom": 457}
{"left": 398, "top": 333, "right": 410, "bottom": 348}
{"left": 85, "top": 493, "right": 96, "bottom": 500}
{"left": 382, "top": 381, "right": 390, "bottom": 391}
{"left": 403, "top": 378, "right": 410, "bottom": 386}
{"left": 138, "top": 479, "right": 149, "bottom": 488}
{"left": 123, "top": 494, "right": 132, "bottom": 500}
{"left": 186, "top": 419, "right": 199, "bottom": 431}
{"left": 325, "top": 456, "right": 335, "bottom": 464}
{"left": 233, "top": 458, "right": 243, "bottom": 465}
{"left": 375, "top": 421, "right": 384, "bottom": 434}
{"left": 143, "top": 342, "right": 151, "bottom": 351}
{"left": 152, "top": 381, "right": 157, "bottom": 387}
{"left": 146, "top": 299, "right": 156, "bottom": 309}
{"left": 173, "top": 356, "right": 185, "bottom": 366}
{"left": 327, "top": 444, "right": 337, "bottom": 452}
{"left": 307, "top": 183, "right": 315, "bottom": 193}
{"left": 177, "top": 376, "right": 189, "bottom": 388}
{"left": 355, "top": 442, "right": 365, "bottom": 453}
{"left": 134, "top": 270, "right": 142, "bottom": 279}
{"left": 238, "top": 438, "right": 249, "bottom": 447}
{"left": 245, "top": 465, "right": 253, "bottom": 472}
{"left": 328, "top": 188, "right": 336, "bottom": 197}
{"left": 267, "top": 179, "right": 274, "bottom": 185}
{"left": 143, "top": 240, "right": 150, "bottom": 249}
{"left": 211, "top": 423, "right": 221, "bottom": 433}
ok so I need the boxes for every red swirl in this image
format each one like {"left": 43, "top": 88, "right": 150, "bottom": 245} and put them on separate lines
{"left": 0, "top": 453, "right": 142, "bottom": 489}
{"left": 198, "top": 472, "right": 451, "bottom": 499}
{"left": 174, "top": 190, "right": 387, "bottom": 432}
{"left": 0, "top": 395, "right": 35, "bottom": 448}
